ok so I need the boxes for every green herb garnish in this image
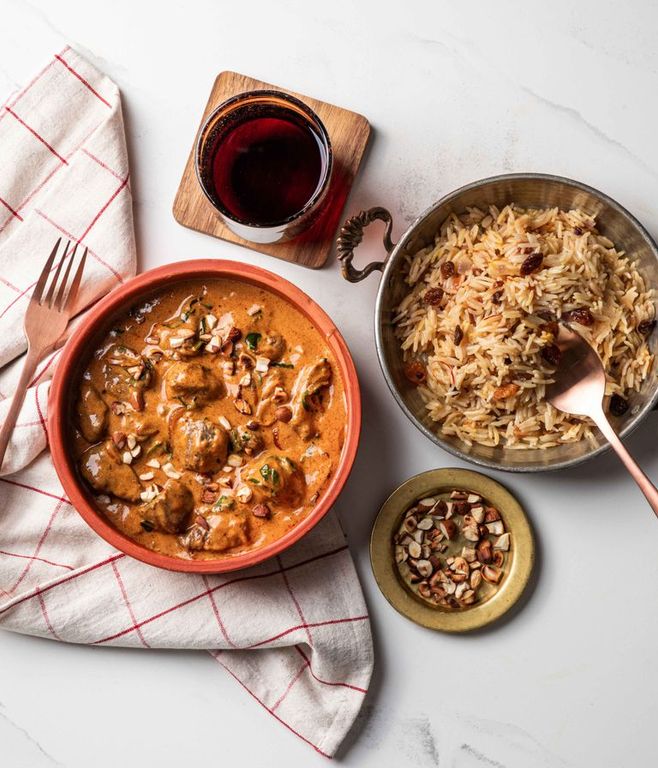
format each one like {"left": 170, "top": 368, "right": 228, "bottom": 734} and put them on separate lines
{"left": 145, "top": 440, "right": 163, "bottom": 456}
{"left": 230, "top": 428, "right": 245, "bottom": 452}
{"left": 260, "top": 463, "right": 281, "bottom": 487}
{"left": 180, "top": 297, "right": 200, "bottom": 322}
{"left": 245, "top": 332, "right": 261, "bottom": 351}
{"left": 270, "top": 361, "right": 294, "bottom": 368}
{"left": 140, "top": 520, "right": 155, "bottom": 532}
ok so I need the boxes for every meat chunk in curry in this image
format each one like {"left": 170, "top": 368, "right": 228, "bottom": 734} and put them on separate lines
{"left": 73, "top": 279, "right": 345, "bottom": 561}
{"left": 102, "top": 344, "right": 153, "bottom": 411}
{"left": 80, "top": 440, "right": 142, "bottom": 502}
{"left": 164, "top": 361, "right": 222, "bottom": 406}
{"left": 182, "top": 511, "right": 250, "bottom": 552}
{"left": 77, "top": 382, "right": 108, "bottom": 442}
{"left": 258, "top": 332, "right": 286, "bottom": 361}
{"left": 230, "top": 424, "right": 264, "bottom": 456}
{"left": 141, "top": 479, "right": 194, "bottom": 533}
{"left": 243, "top": 453, "right": 305, "bottom": 505}
{"left": 290, "top": 358, "right": 333, "bottom": 440}
{"left": 171, "top": 416, "right": 229, "bottom": 473}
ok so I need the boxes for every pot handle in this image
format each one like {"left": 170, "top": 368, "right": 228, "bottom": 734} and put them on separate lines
{"left": 336, "top": 206, "right": 396, "bottom": 282}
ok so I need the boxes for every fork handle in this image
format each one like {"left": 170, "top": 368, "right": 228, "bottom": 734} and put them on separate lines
{"left": 0, "top": 345, "right": 43, "bottom": 472}
{"left": 592, "top": 409, "right": 658, "bottom": 519}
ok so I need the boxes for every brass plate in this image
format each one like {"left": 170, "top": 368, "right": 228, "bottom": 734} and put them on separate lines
{"left": 370, "top": 468, "right": 535, "bottom": 632}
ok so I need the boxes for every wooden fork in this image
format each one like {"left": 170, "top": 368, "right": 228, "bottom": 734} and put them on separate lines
{"left": 0, "top": 239, "right": 87, "bottom": 470}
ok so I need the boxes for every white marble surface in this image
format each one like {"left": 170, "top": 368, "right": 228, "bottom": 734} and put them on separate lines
{"left": 2, "top": 1, "right": 658, "bottom": 765}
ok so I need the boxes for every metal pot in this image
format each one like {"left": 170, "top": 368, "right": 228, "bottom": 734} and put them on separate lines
{"left": 337, "top": 173, "right": 658, "bottom": 472}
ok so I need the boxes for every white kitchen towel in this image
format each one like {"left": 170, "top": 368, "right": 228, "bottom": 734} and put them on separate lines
{"left": 0, "top": 47, "right": 373, "bottom": 758}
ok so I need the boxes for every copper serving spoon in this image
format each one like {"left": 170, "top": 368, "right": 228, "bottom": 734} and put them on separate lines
{"left": 546, "top": 324, "right": 658, "bottom": 519}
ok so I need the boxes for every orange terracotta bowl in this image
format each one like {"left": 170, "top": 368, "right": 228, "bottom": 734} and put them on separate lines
{"left": 48, "top": 259, "right": 361, "bottom": 573}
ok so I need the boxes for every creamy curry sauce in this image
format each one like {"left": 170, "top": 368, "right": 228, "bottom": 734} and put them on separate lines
{"left": 73, "top": 279, "right": 346, "bottom": 560}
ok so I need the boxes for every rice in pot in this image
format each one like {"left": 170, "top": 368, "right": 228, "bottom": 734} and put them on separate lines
{"left": 394, "top": 205, "right": 655, "bottom": 449}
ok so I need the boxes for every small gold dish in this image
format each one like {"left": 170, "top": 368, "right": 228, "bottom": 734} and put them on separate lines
{"left": 370, "top": 467, "right": 535, "bottom": 632}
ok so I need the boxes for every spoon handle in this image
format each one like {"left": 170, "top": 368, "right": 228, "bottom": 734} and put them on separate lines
{"left": 592, "top": 410, "right": 658, "bottom": 519}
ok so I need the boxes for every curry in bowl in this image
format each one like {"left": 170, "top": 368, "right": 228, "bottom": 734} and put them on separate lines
{"left": 73, "top": 278, "right": 346, "bottom": 561}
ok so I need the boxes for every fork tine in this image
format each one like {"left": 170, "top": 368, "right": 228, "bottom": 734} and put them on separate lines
{"left": 62, "top": 247, "right": 87, "bottom": 313}
{"left": 54, "top": 242, "right": 78, "bottom": 310}
{"left": 43, "top": 240, "right": 70, "bottom": 307}
{"left": 32, "top": 238, "right": 62, "bottom": 304}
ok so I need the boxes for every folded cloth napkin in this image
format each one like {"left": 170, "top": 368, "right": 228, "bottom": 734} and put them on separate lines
{"left": 0, "top": 48, "right": 373, "bottom": 758}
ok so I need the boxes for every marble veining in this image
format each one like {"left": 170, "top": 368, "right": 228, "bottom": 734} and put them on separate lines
{"left": 0, "top": 702, "right": 64, "bottom": 767}
{"left": 1, "top": 0, "right": 657, "bottom": 766}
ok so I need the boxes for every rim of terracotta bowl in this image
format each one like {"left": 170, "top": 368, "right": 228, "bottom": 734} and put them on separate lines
{"left": 48, "top": 259, "right": 361, "bottom": 573}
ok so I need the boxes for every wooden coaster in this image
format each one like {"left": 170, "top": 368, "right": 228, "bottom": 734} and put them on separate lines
{"left": 172, "top": 71, "right": 371, "bottom": 269}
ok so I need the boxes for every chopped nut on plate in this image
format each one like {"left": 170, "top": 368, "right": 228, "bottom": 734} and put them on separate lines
{"left": 393, "top": 487, "right": 511, "bottom": 610}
